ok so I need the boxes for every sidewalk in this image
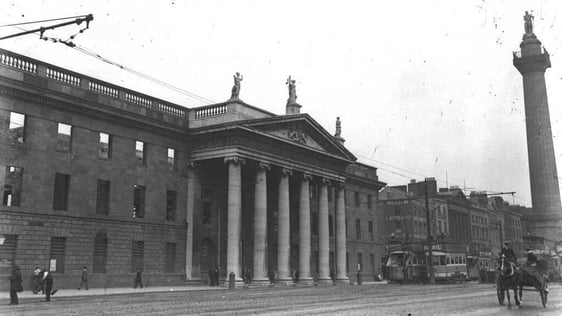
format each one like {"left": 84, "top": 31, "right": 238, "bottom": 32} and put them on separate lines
{"left": 0, "top": 285, "right": 218, "bottom": 300}
{"left": 0, "top": 281, "right": 389, "bottom": 300}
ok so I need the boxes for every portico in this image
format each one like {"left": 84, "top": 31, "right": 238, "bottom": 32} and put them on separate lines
{"left": 185, "top": 102, "right": 355, "bottom": 286}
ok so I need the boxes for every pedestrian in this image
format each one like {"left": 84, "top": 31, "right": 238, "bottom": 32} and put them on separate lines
{"left": 78, "top": 266, "right": 88, "bottom": 290}
{"left": 42, "top": 269, "right": 57, "bottom": 302}
{"left": 133, "top": 268, "right": 143, "bottom": 289}
{"left": 9, "top": 265, "right": 23, "bottom": 305}
{"left": 32, "top": 266, "right": 43, "bottom": 294}
{"left": 526, "top": 249, "right": 538, "bottom": 266}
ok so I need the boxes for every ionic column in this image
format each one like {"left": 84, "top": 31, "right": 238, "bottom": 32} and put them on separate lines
{"left": 298, "top": 173, "right": 314, "bottom": 285}
{"left": 225, "top": 156, "right": 244, "bottom": 284}
{"left": 318, "top": 178, "right": 332, "bottom": 284}
{"left": 335, "top": 182, "right": 349, "bottom": 284}
{"left": 277, "top": 168, "right": 292, "bottom": 283}
{"left": 253, "top": 162, "right": 270, "bottom": 285}
{"left": 185, "top": 162, "right": 197, "bottom": 280}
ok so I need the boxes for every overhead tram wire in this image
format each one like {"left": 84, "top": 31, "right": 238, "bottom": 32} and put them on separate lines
{"left": 71, "top": 45, "right": 217, "bottom": 105}
{"left": 356, "top": 153, "right": 526, "bottom": 202}
{"left": 356, "top": 153, "right": 476, "bottom": 191}
{"left": 0, "top": 15, "right": 91, "bottom": 28}
{"left": 7, "top": 24, "right": 217, "bottom": 106}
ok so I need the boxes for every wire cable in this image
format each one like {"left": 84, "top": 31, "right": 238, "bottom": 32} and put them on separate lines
{"left": 0, "top": 15, "right": 90, "bottom": 28}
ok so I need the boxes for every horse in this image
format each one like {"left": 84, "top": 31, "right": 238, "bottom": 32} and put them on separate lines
{"left": 497, "top": 257, "right": 521, "bottom": 309}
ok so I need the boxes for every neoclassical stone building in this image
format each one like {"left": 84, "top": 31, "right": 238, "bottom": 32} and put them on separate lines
{"left": 0, "top": 48, "right": 385, "bottom": 289}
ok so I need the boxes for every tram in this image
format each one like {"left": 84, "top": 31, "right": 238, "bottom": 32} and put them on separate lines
{"left": 429, "top": 251, "right": 467, "bottom": 282}
{"left": 383, "top": 242, "right": 469, "bottom": 283}
{"left": 383, "top": 250, "right": 429, "bottom": 283}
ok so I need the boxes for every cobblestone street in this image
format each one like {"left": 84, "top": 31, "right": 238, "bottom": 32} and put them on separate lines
{"left": 1, "top": 282, "right": 561, "bottom": 315}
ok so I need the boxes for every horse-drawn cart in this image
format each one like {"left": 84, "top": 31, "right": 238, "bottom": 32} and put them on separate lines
{"left": 496, "top": 263, "right": 548, "bottom": 308}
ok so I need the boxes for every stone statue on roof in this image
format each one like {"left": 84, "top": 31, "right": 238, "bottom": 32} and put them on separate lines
{"left": 230, "top": 72, "right": 243, "bottom": 100}
{"left": 286, "top": 75, "right": 297, "bottom": 105}
{"left": 524, "top": 11, "right": 534, "bottom": 35}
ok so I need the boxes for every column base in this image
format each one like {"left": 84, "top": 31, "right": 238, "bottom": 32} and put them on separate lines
{"left": 248, "top": 278, "right": 271, "bottom": 287}
{"left": 316, "top": 278, "right": 334, "bottom": 285}
{"left": 335, "top": 278, "right": 350, "bottom": 285}
{"left": 222, "top": 278, "right": 245, "bottom": 289}
{"left": 297, "top": 277, "right": 315, "bottom": 286}
{"left": 275, "top": 278, "right": 295, "bottom": 286}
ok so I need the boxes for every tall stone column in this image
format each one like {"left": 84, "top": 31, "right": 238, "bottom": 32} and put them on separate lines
{"left": 184, "top": 162, "right": 197, "bottom": 280}
{"left": 225, "top": 156, "right": 244, "bottom": 284}
{"left": 253, "top": 162, "right": 270, "bottom": 285}
{"left": 335, "top": 182, "right": 349, "bottom": 284}
{"left": 298, "top": 173, "right": 314, "bottom": 285}
{"left": 513, "top": 20, "right": 562, "bottom": 240}
{"left": 318, "top": 178, "right": 332, "bottom": 284}
{"left": 277, "top": 168, "right": 292, "bottom": 284}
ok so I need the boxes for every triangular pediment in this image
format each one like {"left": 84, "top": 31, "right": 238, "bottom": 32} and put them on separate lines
{"left": 241, "top": 114, "right": 356, "bottom": 161}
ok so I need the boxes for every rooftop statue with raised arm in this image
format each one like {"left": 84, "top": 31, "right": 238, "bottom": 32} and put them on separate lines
{"left": 230, "top": 72, "right": 243, "bottom": 100}
{"left": 286, "top": 75, "right": 297, "bottom": 105}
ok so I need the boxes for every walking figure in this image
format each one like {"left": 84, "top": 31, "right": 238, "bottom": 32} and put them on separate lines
{"left": 133, "top": 268, "right": 143, "bottom": 289}
{"left": 78, "top": 266, "right": 89, "bottom": 290}
{"left": 9, "top": 265, "right": 23, "bottom": 305}
{"left": 32, "top": 266, "right": 43, "bottom": 294}
{"left": 42, "top": 269, "right": 57, "bottom": 302}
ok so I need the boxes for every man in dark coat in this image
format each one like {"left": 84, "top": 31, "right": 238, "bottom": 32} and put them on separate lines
{"left": 78, "top": 266, "right": 89, "bottom": 290}
{"left": 9, "top": 265, "right": 23, "bottom": 305}
{"left": 42, "top": 269, "right": 57, "bottom": 302}
{"left": 500, "top": 241, "right": 516, "bottom": 264}
{"left": 32, "top": 266, "right": 43, "bottom": 294}
{"left": 133, "top": 268, "right": 143, "bottom": 289}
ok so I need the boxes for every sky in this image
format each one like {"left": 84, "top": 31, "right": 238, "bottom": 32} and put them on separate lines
{"left": 1, "top": 0, "right": 561, "bottom": 207}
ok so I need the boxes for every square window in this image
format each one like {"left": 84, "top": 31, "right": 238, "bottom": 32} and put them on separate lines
{"left": 133, "top": 185, "right": 145, "bottom": 218}
{"left": 53, "top": 173, "right": 70, "bottom": 211}
{"left": 8, "top": 112, "right": 25, "bottom": 143}
{"left": 56, "top": 123, "right": 72, "bottom": 152}
{"left": 167, "top": 148, "right": 175, "bottom": 171}
{"left": 99, "top": 132, "right": 111, "bottom": 159}
{"left": 2, "top": 166, "right": 23, "bottom": 206}
{"left": 135, "top": 141, "right": 146, "bottom": 165}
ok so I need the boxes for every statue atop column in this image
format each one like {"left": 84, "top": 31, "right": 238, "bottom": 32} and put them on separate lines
{"left": 286, "top": 75, "right": 297, "bottom": 105}
{"left": 524, "top": 11, "right": 534, "bottom": 35}
{"left": 230, "top": 72, "right": 243, "bottom": 101}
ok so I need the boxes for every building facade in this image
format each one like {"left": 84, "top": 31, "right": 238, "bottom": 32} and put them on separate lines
{"left": 0, "top": 49, "right": 386, "bottom": 289}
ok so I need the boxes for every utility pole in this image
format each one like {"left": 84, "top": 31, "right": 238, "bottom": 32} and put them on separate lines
{"left": 424, "top": 178, "right": 435, "bottom": 284}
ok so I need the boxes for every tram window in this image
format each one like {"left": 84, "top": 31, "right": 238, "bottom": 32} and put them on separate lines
{"left": 454, "top": 257, "right": 459, "bottom": 264}
{"left": 440, "top": 256, "right": 446, "bottom": 265}
{"left": 446, "top": 257, "right": 450, "bottom": 265}
{"left": 463, "top": 257, "right": 466, "bottom": 264}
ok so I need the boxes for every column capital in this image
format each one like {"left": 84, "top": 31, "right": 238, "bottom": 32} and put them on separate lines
{"left": 187, "top": 161, "right": 198, "bottom": 169}
{"left": 302, "top": 173, "right": 313, "bottom": 182}
{"left": 224, "top": 156, "right": 246, "bottom": 165}
{"left": 258, "top": 162, "right": 271, "bottom": 171}
{"left": 335, "top": 181, "right": 346, "bottom": 189}
{"left": 281, "top": 168, "right": 293, "bottom": 177}
{"left": 321, "top": 178, "right": 332, "bottom": 186}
